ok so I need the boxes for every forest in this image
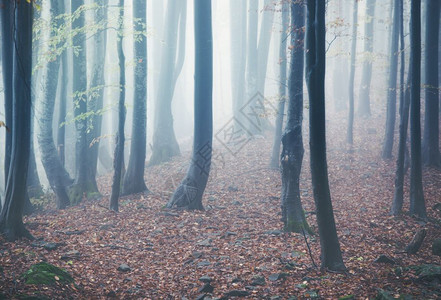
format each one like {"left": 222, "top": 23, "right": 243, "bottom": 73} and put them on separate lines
{"left": 0, "top": 0, "right": 440, "bottom": 298}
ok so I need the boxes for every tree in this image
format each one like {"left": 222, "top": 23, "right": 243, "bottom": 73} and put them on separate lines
{"left": 305, "top": 0, "right": 346, "bottom": 271}
{"left": 229, "top": 0, "right": 247, "bottom": 130}
{"left": 422, "top": 0, "right": 440, "bottom": 166}
{"left": 409, "top": 0, "right": 426, "bottom": 220}
{"left": 280, "top": 0, "right": 311, "bottom": 234}
{"left": 270, "top": 0, "right": 288, "bottom": 169}
{"left": 358, "top": 0, "right": 375, "bottom": 117}
{"left": 347, "top": 0, "right": 358, "bottom": 145}
{"left": 167, "top": 0, "right": 212, "bottom": 210}
{"left": 0, "top": 0, "right": 34, "bottom": 241}
{"left": 109, "top": 0, "right": 126, "bottom": 212}
{"left": 37, "top": 0, "right": 74, "bottom": 209}
{"left": 149, "top": 0, "right": 187, "bottom": 166}
{"left": 122, "top": 0, "right": 149, "bottom": 195}
{"left": 392, "top": 0, "right": 407, "bottom": 216}
{"left": 382, "top": 0, "right": 400, "bottom": 159}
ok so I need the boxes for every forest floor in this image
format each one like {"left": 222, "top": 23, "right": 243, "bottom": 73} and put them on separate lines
{"left": 1, "top": 109, "right": 441, "bottom": 299}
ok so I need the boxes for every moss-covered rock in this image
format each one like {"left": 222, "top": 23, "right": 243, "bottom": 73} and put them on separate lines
{"left": 22, "top": 262, "right": 74, "bottom": 285}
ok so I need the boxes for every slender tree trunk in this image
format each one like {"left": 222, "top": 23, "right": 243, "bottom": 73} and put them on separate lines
{"left": 86, "top": 0, "right": 108, "bottom": 196}
{"left": 109, "top": 0, "right": 126, "bottom": 212}
{"left": 122, "top": 0, "right": 149, "bottom": 195}
{"left": 422, "top": 0, "right": 440, "bottom": 166}
{"left": 0, "top": 0, "right": 34, "bottom": 241}
{"left": 229, "top": 0, "right": 247, "bottom": 130}
{"left": 392, "top": 0, "right": 407, "bottom": 216}
{"left": 409, "top": 0, "right": 426, "bottom": 220}
{"left": 281, "top": 0, "right": 311, "bottom": 234}
{"left": 149, "top": 0, "right": 186, "bottom": 166}
{"left": 167, "top": 0, "right": 212, "bottom": 210}
{"left": 358, "top": 0, "right": 375, "bottom": 117}
{"left": 269, "top": 1, "right": 288, "bottom": 169}
{"left": 347, "top": 0, "right": 358, "bottom": 144}
{"left": 306, "top": 0, "right": 346, "bottom": 272}
{"left": 382, "top": 0, "right": 400, "bottom": 159}
{"left": 257, "top": 0, "right": 275, "bottom": 97}
{"left": 57, "top": 48, "right": 68, "bottom": 167}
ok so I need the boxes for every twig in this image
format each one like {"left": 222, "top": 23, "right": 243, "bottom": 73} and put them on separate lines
{"left": 302, "top": 227, "right": 318, "bottom": 269}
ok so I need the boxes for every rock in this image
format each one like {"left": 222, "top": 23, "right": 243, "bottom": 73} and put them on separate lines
{"left": 226, "top": 232, "right": 237, "bottom": 236}
{"left": 192, "top": 251, "right": 203, "bottom": 259}
{"left": 373, "top": 255, "right": 396, "bottom": 265}
{"left": 414, "top": 264, "right": 441, "bottom": 282}
{"left": 228, "top": 186, "right": 239, "bottom": 192}
{"left": 117, "top": 264, "right": 131, "bottom": 272}
{"left": 303, "top": 290, "right": 319, "bottom": 299}
{"left": 99, "top": 224, "right": 114, "bottom": 230}
{"left": 199, "top": 276, "right": 213, "bottom": 283}
{"left": 250, "top": 276, "right": 266, "bottom": 286}
{"left": 264, "top": 230, "right": 283, "bottom": 236}
{"left": 432, "top": 239, "right": 441, "bottom": 257}
{"left": 231, "top": 277, "right": 242, "bottom": 283}
{"left": 195, "top": 294, "right": 208, "bottom": 300}
{"left": 197, "top": 239, "right": 213, "bottom": 247}
{"left": 22, "top": 262, "right": 74, "bottom": 285}
{"left": 161, "top": 212, "right": 179, "bottom": 217}
{"left": 198, "top": 283, "right": 214, "bottom": 293}
{"left": 208, "top": 196, "right": 216, "bottom": 202}
{"left": 197, "top": 261, "right": 211, "bottom": 267}
{"left": 270, "top": 296, "right": 281, "bottom": 300}
{"left": 60, "top": 250, "right": 81, "bottom": 260}
{"left": 224, "top": 290, "right": 250, "bottom": 297}
{"left": 31, "top": 241, "right": 62, "bottom": 251}
{"left": 64, "top": 230, "right": 85, "bottom": 235}
{"left": 232, "top": 200, "right": 242, "bottom": 206}
{"left": 268, "top": 273, "right": 288, "bottom": 282}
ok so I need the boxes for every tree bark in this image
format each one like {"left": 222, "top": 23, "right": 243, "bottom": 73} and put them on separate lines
{"left": 122, "top": 0, "right": 149, "bottom": 195}
{"left": 306, "top": 0, "right": 346, "bottom": 272}
{"left": 167, "top": 0, "right": 212, "bottom": 210}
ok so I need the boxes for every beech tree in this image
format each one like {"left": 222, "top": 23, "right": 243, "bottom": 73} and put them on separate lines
{"left": 409, "top": 0, "right": 426, "bottom": 220}
{"left": 167, "top": 0, "right": 213, "bottom": 210}
{"left": 422, "top": 0, "right": 440, "bottom": 167}
{"left": 122, "top": 0, "right": 149, "bottom": 195}
{"left": 0, "top": 0, "right": 34, "bottom": 241}
{"left": 347, "top": 0, "right": 358, "bottom": 145}
{"left": 305, "top": 0, "right": 346, "bottom": 271}
{"left": 280, "top": 0, "right": 311, "bottom": 234}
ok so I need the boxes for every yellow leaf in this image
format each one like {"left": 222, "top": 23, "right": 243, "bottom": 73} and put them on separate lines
{"left": 54, "top": 276, "right": 60, "bottom": 281}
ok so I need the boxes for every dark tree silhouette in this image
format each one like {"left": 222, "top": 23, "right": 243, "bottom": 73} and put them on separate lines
{"left": 122, "top": 0, "right": 149, "bottom": 195}
{"left": 358, "top": 0, "right": 376, "bottom": 118}
{"left": 269, "top": 0, "right": 288, "bottom": 169}
{"left": 280, "top": 0, "right": 311, "bottom": 234}
{"left": 382, "top": 0, "right": 400, "bottom": 160}
{"left": 167, "top": 0, "right": 213, "bottom": 210}
{"left": 392, "top": 0, "right": 407, "bottom": 216}
{"left": 305, "top": 0, "right": 346, "bottom": 271}
{"left": 409, "top": 0, "right": 426, "bottom": 220}
{"left": 422, "top": 0, "right": 440, "bottom": 167}
{"left": 0, "top": 0, "right": 34, "bottom": 241}
{"left": 347, "top": 0, "right": 358, "bottom": 145}
{"left": 109, "top": 0, "right": 126, "bottom": 212}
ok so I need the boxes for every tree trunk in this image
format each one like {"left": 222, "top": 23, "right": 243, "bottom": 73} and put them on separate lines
{"left": 0, "top": 0, "right": 34, "bottom": 241}
{"left": 305, "top": 0, "right": 346, "bottom": 272}
{"left": 269, "top": 1, "right": 288, "bottom": 169}
{"left": 357, "top": 0, "right": 375, "bottom": 118}
{"left": 57, "top": 46, "right": 68, "bottom": 167}
{"left": 149, "top": 0, "right": 186, "bottom": 166}
{"left": 280, "top": 0, "right": 311, "bottom": 234}
{"left": 409, "top": 0, "right": 426, "bottom": 220}
{"left": 167, "top": 0, "right": 212, "bottom": 210}
{"left": 109, "top": 0, "right": 126, "bottom": 212}
{"left": 422, "top": 0, "right": 440, "bottom": 166}
{"left": 86, "top": 0, "right": 108, "bottom": 196}
{"left": 347, "top": 0, "right": 358, "bottom": 145}
{"left": 229, "top": 0, "right": 247, "bottom": 130}
{"left": 257, "top": 0, "right": 275, "bottom": 98}
{"left": 122, "top": 0, "right": 149, "bottom": 195}
{"left": 382, "top": 0, "right": 400, "bottom": 159}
